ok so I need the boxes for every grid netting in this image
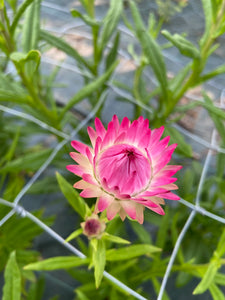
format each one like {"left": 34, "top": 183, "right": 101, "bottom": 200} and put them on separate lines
{"left": 1, "top": 1, "right": 225, "bottom": 300}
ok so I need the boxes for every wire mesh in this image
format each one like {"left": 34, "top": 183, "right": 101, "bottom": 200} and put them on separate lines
{"left": 1, "top": 1, "right": 225, "bottom": 299}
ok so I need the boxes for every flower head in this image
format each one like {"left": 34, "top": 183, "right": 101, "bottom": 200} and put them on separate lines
{"left": 81, "top": 214, "right": 106, "bottom": 239}
{"left": 67, "top": 115, "right": 182, "bottom": 224}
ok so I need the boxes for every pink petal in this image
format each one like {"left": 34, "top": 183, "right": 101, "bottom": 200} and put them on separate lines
{"left": 150, "top": 136, "right": 170, "bottom": 157}
{"left": 69, "top": 152, "right": 89, "bottom": 165}
{"left": 135, "top": 204, "right": 144, "bottom": 224}
{"left": 146, "top": 204, "right": 165, "bottom": 215}
{"left": 157, "top": 165, "right": 183, "bottom": 177}
{"left": 112, "top": 115, "right": 120, "bottom": 132}
{"left": 80, "top": 187, "right": 102, "bottom": 198}
{"left": 138, "top": 187, "right": 167, "bottom": 197}
{"left": 138, "top": 130, "right": 151, "bottom": 149}
{"left": 153, "top": 144, "right": 177, "bottom": 173}
{"left": 74, "top": 179, "right": 89, "bottom": 189}
{"left": 87, "top": 126, "right": 97, "bottom": 147}
{"left": 97, "top": 195, "right": 114, "bottom": 212}
{"left": 107, "top": 202, "right": 121, "bottom": 220}
{"left": 149, "top": 126, "right": 164, "bottom": 147}
{"left": 95, "top": 118, "right": 106, "bottom": 139}
{"left": 82, "top": 173, "right": 98, "bottom": 185}
{"left": 86, "top": 147, "right": 93, "bottom": 164}
{"left": 125, "top": 120, "right": 138, "bottom": 143}
{"left": 114, "top": 132, "right": 126, "bottom": 144}
{"left": 120, "top": 201, "right": 137, "bottom": 220}
{"left": 119, "top": 117, "right": 130, "bottom": 134}
{"left": 158, "top": 191, "right": 180, "bottom": 200}
{"left": 134, "top": 198, "right": 159, "bottom": 208}
{"left": 151, "top": 176, "right": 177, "bottom": 187}
{"left": 66, "top": 164, "right": 84, "bottom": 176}
{"left": 101, "top": 120, "right": 116, "bottom": 148}
{"left": 71, "top": 140, "right": 89, "bottom": 155}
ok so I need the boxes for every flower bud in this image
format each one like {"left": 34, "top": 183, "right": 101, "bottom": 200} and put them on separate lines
{"left": 81, "top": 215, "right": 106, "bottom": 239}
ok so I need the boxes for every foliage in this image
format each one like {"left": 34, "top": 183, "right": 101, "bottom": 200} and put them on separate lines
{"left": 0, "top": 0, "right": 225, "bottom": 299}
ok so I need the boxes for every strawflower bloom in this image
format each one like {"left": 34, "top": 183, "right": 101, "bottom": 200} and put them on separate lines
{"left": 67, "top": 115, "right": 182, "bottom": 224}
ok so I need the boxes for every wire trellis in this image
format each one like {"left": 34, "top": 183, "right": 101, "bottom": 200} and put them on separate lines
{"left": 1, "top": 1, "right": 225, "bottom": 299}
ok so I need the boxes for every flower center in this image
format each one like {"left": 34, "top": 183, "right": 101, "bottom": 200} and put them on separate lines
{"left": 96, "top": 144, "right": 151, "bottom": 195}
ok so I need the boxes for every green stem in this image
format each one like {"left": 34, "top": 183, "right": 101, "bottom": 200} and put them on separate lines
{"left": 18, "top": 70, "right": 59, "bottom": 128}
{"left": 133, "top": 64, "right": 144, "bottom": 118}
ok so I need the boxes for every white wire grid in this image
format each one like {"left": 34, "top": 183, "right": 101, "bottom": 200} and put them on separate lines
{"left": 1, "top": 1, "right": 225, "bottom": 299}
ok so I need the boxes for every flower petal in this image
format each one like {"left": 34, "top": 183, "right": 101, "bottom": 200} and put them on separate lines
{"left": 97, "top": 195, "right": 114, "bottom": 212}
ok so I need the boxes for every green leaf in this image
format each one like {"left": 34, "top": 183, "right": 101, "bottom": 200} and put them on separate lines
{"left": 71, "top": 9, "right": 100, "bottom": 27}
{"left": 105, "top": 32, "right": 120, "bottom": 71}
{"left": 106, "top": 244, "right": 161, "bottom": 261}
{"left": 60, "top": 60, "right": 118, "bottom": 117}
{"left": 27, "top": 276, "right": 45, "bottom": 300}
{"left": 0, "top": 148, "right": 52, "bottom": 173}
{"left": 170, "top": 64, "right": 191, "bottom": 93}
{"left": 130, "top": 0, "right": 168, "bottom": 100}
{"left": 164, "top": 126, "right": 193, "bottom": 157}
{"left": 215, "top": 273, "right": 225, "bottom": 286}
{"left": 155, "top": 207, "right": 170, "bottom": 250}
{"left": 24, "top": 256, "right": 89, "bottom": 271}
{"left": 216, "top": 228, "right": 225, "bottom": 257}
{"left": 209, "top": 283, "right": 225, "bottom": 300}
{"left": 76, "top": 290, "right": 90, "bottom": 300}
{"left": 65, "top": 228, "right": 83, "bottom": 243}
{"left": 10, "top": 0, "right": 35, "bottom": 34}
{"left": 22, "top": 0, "right": 40, "bottom": 52}
{"left": 91, "top": 239, "right": 106, "bottom": 288}
{"left": 130, "top": 221, "right": 152, "bottom": 244}
{"left": 99, "top": 0, "right": 122, "bottom": 51}
{"left": 0, "top": 0, "right": 4, "bottom": 9}
{"left": 200, "top": 0, "right": 213, "bottom": 46}
{"left": 10, "top": 50, "right": 41, "bottom": 75}
{"left": 40, "top": 30, "right": 92, "bottom": 72}
{"left": 161, "top": 30, "right": 200, "bottom": 59}
{"left": 199, "top": 64, "right": 225, "bottom": 82}
{"left": 56, "top": 172, "right": 89, "bottom": 218}
{"left": 102, "top": 233, "right": 130, "bottom": 245}
{"left": 2, "top": 251, "right": 21, "bottom": 300}
{"left": 193, "top": 261, "right": 219, "bottom": 294}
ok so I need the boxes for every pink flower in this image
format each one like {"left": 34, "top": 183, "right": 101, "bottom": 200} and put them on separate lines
{"left": 67, "top": 115, "right": 182, "bottom": 224}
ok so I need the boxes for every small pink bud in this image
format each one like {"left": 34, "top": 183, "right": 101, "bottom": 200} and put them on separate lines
{"left": 81, "top": 215, "right": 106, "bottom": 239}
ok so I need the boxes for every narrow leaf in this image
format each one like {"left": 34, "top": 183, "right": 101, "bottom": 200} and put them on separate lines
{"left": 209, "top": 283, "right": 225, "bottom": 300}
{"left": 60, "top": 60, "right": 118, "bottom": 117}
{"left": 24, "top": 256, "right": 89, "bottom": 271}
{"left": 102, "top": 233, "right": 130, "bottom": 245}
{"left": 56, "top": 172, "right": 89, "bottom": 218}
{"left": 40, "top": 30, "right": 92, "bottom": 72}
{"left": 106, "top": 244, "right": 161, "bottom": 261}
{"left": 10, "top": 0, "right": 35, "bottom": 34}
{"left": 130, "top": 0, "right": 168, "bottom": 100}
{"left": 200, "top": 0, "right": 213, "bottom": 46}
{"left": 0, "top": 148, "right": 52, "bottom": 173}
{"left": 22, "top": 0, "right": 40, "bottom": 52}
{"left": 193, "top": 261, "right": 219, "bottom": 294}
{"left": 105, "top": 32, "right": 120, "bottom": 70}
{"left": 65, "top": 228, "right": 83, "bottom": 243}
{"left": 99, "top": 0, "right": 122, "bottom": 50}
{"left": 3, "top": 251, "right": 21, "bottom": 300}
{"left": 92, "top": 239, "right": 106, "bottom": 288}
{"left": 161, "top": 30, "right": 200, "bottom": 59}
